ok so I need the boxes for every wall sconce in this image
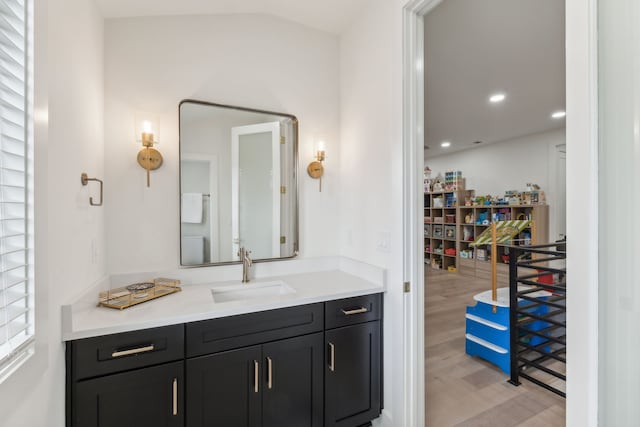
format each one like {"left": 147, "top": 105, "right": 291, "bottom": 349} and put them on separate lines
{"left": 135, "top": 114, "right": 162, "bottom": 187}
{"left": 307, "top": 140, "right": 325, "bottom": 192}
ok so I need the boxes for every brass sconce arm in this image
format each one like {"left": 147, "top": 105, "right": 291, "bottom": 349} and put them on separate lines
{"left": 81, "top": 173, "right": 103, "bottom": 206}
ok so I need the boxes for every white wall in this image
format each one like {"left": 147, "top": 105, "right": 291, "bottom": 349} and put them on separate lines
{"left": 104, "top": 14, "right": 341, "bottom": 274}
{"left": 598, "top": 0, "right": 640, "bottom": 424}
{"left": 0, "top": 0, "right": 106, "bottom": 426}
{"left": 339, "top": 0, "right": 406, "bottom": 424}
{"left": 426, "top": 128, "right": 566, "bottom": 240}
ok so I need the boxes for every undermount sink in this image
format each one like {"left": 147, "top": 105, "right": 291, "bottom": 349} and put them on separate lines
{"left": 210, "top": 280, "right": 295, "bottom": 303}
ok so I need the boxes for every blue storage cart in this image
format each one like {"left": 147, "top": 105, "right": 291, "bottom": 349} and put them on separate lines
{"left": 466, "top": 287, "right": 551, "bottom": 374}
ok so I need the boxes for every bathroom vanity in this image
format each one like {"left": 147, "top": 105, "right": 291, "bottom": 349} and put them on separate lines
{"left": 63, "top": 270, "right": 384, "bottom": 427}
{"left": 65, "top": 100, "right": 383, "bottom": 427}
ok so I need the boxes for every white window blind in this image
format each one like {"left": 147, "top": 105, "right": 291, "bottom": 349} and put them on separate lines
{"left": 0, "top": 0, "right": 33, "bottom": 376}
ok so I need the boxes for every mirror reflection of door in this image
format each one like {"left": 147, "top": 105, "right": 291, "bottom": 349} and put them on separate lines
{"left": 231, "top": 122, "right": 281, "bottom": 260}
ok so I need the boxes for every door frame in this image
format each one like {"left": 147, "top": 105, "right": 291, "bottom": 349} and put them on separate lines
{"left": 401, "top": 0, "right": 599, "bottom": 426}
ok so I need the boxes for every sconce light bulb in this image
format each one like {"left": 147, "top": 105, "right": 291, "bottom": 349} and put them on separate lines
{"left": 315, "top": 140, "right": 326, "bottom": 162}
{"left": 142, "top": 120, "right": 153, "bottom": 134}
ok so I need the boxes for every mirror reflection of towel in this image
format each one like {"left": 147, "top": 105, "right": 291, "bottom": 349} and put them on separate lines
{"left": 182, "top": 193, "right": 203, "bottom": 223}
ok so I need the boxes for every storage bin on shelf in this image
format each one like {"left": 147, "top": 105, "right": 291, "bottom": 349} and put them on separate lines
{"left": 444, "top": 225, "right": 456, "bottom": 239}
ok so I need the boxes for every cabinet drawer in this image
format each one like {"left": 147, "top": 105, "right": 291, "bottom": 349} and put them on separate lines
{"left": 186, "top": 303, "right": 324, "bottom": 357}
{"left": 71, "top": 324, "right": 184, "bottom": 381}
{"left": 325, "top": 294, "right": 382, "bottom": 329}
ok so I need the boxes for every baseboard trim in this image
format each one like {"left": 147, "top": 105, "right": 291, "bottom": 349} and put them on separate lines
{"left": 371, "top": 410, "right": 394, "bottom": 427}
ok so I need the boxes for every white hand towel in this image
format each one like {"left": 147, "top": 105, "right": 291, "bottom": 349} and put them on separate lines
{"left": 182, "top": 193, "right": 203, "bottom": 223}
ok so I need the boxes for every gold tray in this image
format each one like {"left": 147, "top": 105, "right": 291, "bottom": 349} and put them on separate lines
{"left": 98, "top": 277, "right": 181, "bottom": 310}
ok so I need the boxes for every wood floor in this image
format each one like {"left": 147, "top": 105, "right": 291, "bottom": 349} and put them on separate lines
{"left": 425, "top": 269, "right": 565, "bottom": 426}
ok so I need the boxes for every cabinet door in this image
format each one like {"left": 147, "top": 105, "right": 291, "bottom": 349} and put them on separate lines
{"left": 74, "top": 361, "right": 183, "bottom": 427}
{"left": 325, "top": 321, "right": 381, "bottom": 427}
{"left": 262, "top": 332, "right": 324, "bottom": 427}
{"left": 186, "top": 345, "right": 261, "bottom": 427}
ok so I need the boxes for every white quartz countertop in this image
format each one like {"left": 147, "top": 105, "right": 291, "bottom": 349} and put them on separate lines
{"left": 62, "top": 267, "right": 385, "bottom": 341}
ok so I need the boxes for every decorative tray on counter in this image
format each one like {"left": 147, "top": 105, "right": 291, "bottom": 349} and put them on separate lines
{"left": 98, "top": 277, "right": 181, "bottom": 310}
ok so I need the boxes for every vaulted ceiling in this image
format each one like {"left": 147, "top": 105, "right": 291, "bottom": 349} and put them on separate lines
{"left": 94, "top": 0, "right": 368, "bottom": 35}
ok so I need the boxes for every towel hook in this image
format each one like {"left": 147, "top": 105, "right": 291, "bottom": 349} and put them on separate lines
{"left": 81, "top": 173, "right": 103, "bottom": 206}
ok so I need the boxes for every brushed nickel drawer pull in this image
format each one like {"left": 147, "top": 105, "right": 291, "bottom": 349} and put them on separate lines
{"left": 172, "top": 378, "right": 178, "bottom": 416}
{"left": 328, "top": 342, "right": 335, "bottom": 372}
{"left": 254, "top": 360, "right": 259, "bottom": 393}
{"left": 111, "top": 344, "right": 155, "bottom": 358}
{"left": 267, "top": 357, "right": 273, "bottom": 389}
{"left": 341, "top": 307, "right": 368, "bottom": 315}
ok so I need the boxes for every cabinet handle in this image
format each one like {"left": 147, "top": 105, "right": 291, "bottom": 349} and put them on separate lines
{"left": 267, "top": 357, "right": 273, "bottom": 389}
{"left": 111, "top": 344, "right": 154, "bottom": 358}
{"left": 328, "top": 342, "right": 335, "bottom": 372}
{"left": 172, "top": 378, "right": 178, "bottom": 416}
{"left": 253, "top": 360, "right": 259, "bottom": 393}
{"left": 341, "top": 307, "right": 368, "bottom": 315}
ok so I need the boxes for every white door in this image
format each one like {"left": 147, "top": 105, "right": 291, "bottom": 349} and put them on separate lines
{"left": 231, "top": 122, "right": 281, "bottom": 260}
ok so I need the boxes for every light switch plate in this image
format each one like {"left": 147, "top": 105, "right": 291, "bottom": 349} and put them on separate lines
{"left": 376, "top": 231, "right": 391, "bottom": 253}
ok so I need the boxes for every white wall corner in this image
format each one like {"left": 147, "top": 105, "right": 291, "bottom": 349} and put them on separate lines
{"left": 338, "top": 256, "right": 387, "bottom": 287}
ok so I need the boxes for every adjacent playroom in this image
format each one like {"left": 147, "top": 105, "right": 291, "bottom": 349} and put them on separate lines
{"left": 422, "top": 1, "right": 567, "bottom": 425}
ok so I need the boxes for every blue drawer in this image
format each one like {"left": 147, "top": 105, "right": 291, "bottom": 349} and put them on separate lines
{"left": 466, "top": 333, "right": 510, "bottom": 374}
{"left": 465, "top": 314, "right": 509, "bottom": 349}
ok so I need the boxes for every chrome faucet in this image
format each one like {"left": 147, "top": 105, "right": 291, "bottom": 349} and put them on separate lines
{"left": 238, "top": 247, "right": 252, "bottom": 283}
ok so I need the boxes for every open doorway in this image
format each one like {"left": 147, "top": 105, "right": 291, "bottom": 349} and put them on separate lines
{"left": 422, "top": 1, "right": 566, "bottom": 425}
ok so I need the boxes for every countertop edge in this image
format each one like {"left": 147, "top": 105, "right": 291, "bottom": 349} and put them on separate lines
{"left": 61, "top": 257, "right": 386, "bottom": 342}
{"left": 62, "top": 285, "right": 384, "bottom": 341}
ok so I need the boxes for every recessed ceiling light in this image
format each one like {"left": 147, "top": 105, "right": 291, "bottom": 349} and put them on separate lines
{"left": 489, "top": 93, "right": 506, "bottom": 103}
{"left": 551, "top": 110, "right": 566, "bottom": 119}
{"left": 441, "top": 141, "right": 451, "bottom": 148}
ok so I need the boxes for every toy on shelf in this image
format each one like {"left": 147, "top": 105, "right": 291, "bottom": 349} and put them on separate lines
{"left": 423, "top": 166, "right": 432, "bottom": 193}
{"left": 476, "top": 212, "right": 489, "bottom": 225}
{"left": 431, "top": 257, "right": 442, "bottom": 269}
{"left": 460, "top": 249, "right": 474, "bottom": 259}
{"left": 432, "top": 174, "right": 444, "bottom": 192}
{"left": 444, "top": 170, "right": 463, "bottom": 191}
{"left": 463, "top": 226, "right": 473, "bottom": 241}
